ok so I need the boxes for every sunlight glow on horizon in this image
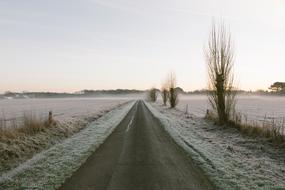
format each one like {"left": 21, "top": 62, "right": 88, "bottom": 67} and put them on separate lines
{"left": 0, "top": 0, "right": 284, "bottom": 93}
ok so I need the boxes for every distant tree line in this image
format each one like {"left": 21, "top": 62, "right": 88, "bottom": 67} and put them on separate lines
{"left": 79, "top": 89, "right": 144, "bottom": 95}
{"left": 1, "top": 89, "right": 145, "bottom": 99}
{"left": 2, "top": 85, "right": 283, "bottom": 100}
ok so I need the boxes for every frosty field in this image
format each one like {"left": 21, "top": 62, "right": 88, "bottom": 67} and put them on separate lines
{"left": 0, "top": 96, "right": 135, "bottom": 128}
{"left": 1, "top": 95, "right": 284, "bottom": 127}
{"left": 175, "top": 95, "right": 285, "bottom": 123}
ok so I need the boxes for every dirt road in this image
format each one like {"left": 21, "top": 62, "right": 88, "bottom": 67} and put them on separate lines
{"left": 59, "top": 100, "right": 215, "bottom": 190}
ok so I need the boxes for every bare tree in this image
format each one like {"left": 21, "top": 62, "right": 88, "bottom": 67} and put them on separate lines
{"left": 161, "top": 82, "right": 169, "bottom": 106}
{"left": 205, "top": 22, "right": 236, "bottom": 125}
{"left": 147, "top": 88, "right": 157, "bottom": 102}
{"left": 168, "top": 72, "right": 179, "bottom": 108}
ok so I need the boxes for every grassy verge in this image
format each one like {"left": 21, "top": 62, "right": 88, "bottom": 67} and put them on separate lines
{"left": 0, "top": 113, "right": 83, "bottom": 173}
{"left": 0, "top": 102, "right": 127, "bottom": 174}
{"left": 206, "top": 111, "right": 285, "bottom": 144}
{"left": 0, "top": 113, "right": 55, "bottom": 139}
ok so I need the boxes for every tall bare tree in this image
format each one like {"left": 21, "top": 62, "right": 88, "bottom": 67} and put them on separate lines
{"left": 205, "top": 22, "right": 236, "bottom": 125}
{"left": 168, "top": 72, "right": 179, "bottom": 108}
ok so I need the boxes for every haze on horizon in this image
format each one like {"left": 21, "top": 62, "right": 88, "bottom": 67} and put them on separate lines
{"left": 0, "top": 0, "right": 284, "bottom": 93}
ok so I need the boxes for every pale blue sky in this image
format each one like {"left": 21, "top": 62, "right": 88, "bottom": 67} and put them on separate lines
{"left": 0, "top": 0, "right": 284, "bottom": 92}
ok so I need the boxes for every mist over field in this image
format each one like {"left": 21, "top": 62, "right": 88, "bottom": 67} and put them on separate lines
{"left": 0, "top": 96, "right": 135, "bottom": 128}
{"left": 176, "top": 95, "right": 285, "bottom": 122}
{"left": 1, "top": 94, "right": 285, "bottom": 128}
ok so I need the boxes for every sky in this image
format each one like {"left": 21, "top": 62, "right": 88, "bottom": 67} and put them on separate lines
{"left": 0, "top": 0, "right": 284, "bottom": 93}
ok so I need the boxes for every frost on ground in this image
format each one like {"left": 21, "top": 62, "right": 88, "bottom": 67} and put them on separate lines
{"left": 0, "top": 98, "right": 130, "bottom": 173}
{"left": 175, "top": 95, "right": 285, "bottom": 125}
{"left": 0, "top": 101, "right": 135, "bottom": 190}
{"left": 145, "top": 102, "right": 285, "bottom": 190}
{"left": 0, "top": 97, "right": 133, "bottom": 128}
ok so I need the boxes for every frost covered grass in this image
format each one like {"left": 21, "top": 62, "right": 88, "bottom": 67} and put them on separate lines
{"left": 0, "top": 112, "right": 60, "bottom": 172}
{"left": 164, "top": 95, "right": 285, "bottom": 137}
{"left": 0, "top": 101, "right": 135, "bottom": 190}
{"left": 173, "top": 95, "right": 285, "bottom": 123}
{"left": 0, "top": 98, "right": 130, "bottom": 174}
{"left": 145, "top": 102, "right": 285, "bottom": 190}
{"left": 0, "top": 117, "right": 78, "bottom": 173}
{"left": 0, "top": 112, "right": 55, "bottom": 138}
{"left": 227, "top": 114, "right": 285, "bottom": 143}
{"left": 204, "top": 109, "right": 285, "bottom": 143}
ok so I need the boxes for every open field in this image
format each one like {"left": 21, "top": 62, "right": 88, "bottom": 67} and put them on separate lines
{"left": 0, "top": 96, "right": 138, "bottom": 128}
{"left": 174, "top": 95, "right": 285, "bottom": 124}
{"left": 2, "top": 94, "right": 284, "bottom": 129}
